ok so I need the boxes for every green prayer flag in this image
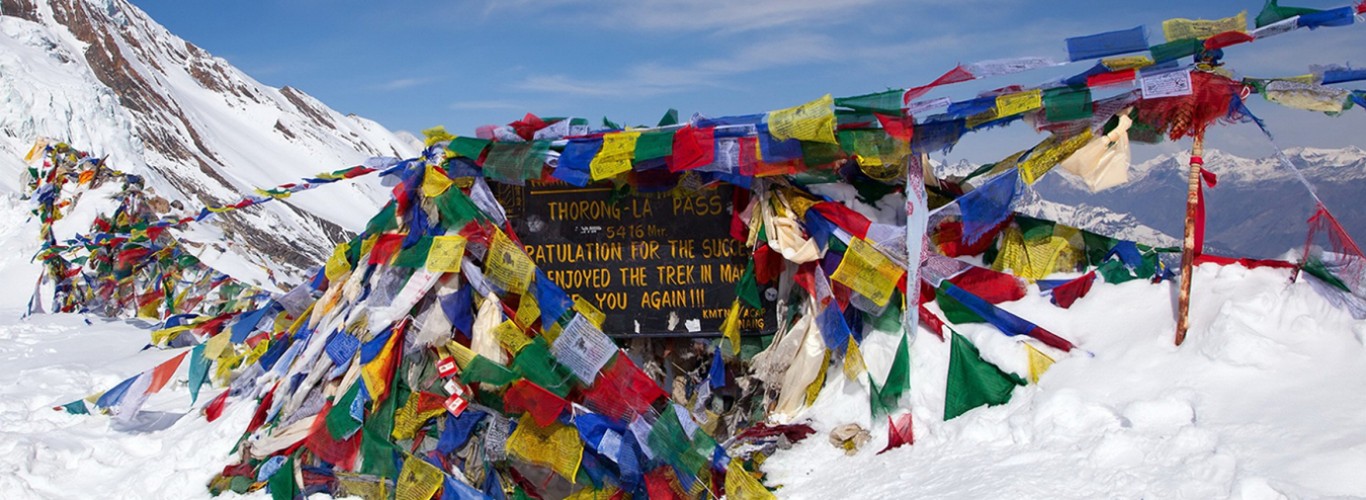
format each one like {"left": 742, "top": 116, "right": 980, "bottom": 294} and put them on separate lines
{"left": 1303, "top": 257, "right": 1352, "bottom": 293}
{"left": 359, "top": 372, "right": 404, "bottom": 479}
{"left": 944, "top": 332, "right": 1025, "bottom": 420}
{"left": 1015, "top": 216, "right": 1056, "bottom": 241}
{"left": 187, "top": 343, "right": 209, "bottom": 404}
{"left": 392, "top": 236, "right": 433, "bottom": 268}
{"left": 736, "top": 260, "right": 761, "bottom": 309}
{"left": 834, "top": 89, "right": 905, "bottom": 115}
{"left": 1043, "top": 87, "right": 1092, "bottom": 123}
{"left": 460, "top": 355, "right": 519, "bottom": 387}
{"left": 327, "top": 382, "right": 363, "bottom": 440}
{"left": 268, "top": 454, "right": 298, "bottom": 500}
{"left": 868, "top": 291, "right": 903, "bottom": 333}
{"left": 435, "top": 187, "right": 485, "bottom": 230}
{"left": 1081, "top": 230, "right": 1120, "bottom": 267}
{"left": 483, "top": 141, "right": 549, "bottom": 184}
{"left": 658, "top": 109, "right": 679, "bottom": 127}
{"left": 935, "top": 286, "right": 985, "bottom": 324}
{"left": 800, "top": 140, "right": 844, "bottom": 167}
{"left": 511, "top": 339, "right": 575, "bottom": 398}
{"left": 365, "top": 202, "right": 398, "bottom": 236}
{"left": 871, "top": 333, "right": 911, "bottom": 417}
{"left": 447, "top": 137, "right": 490, "bottom": 160}
{"left": 59, "top": 400, "right": 89, "bottom": 415}
{"left": 1257, "top": 0, "right": 1321, "bottom": 28}
{"left": 1149, "top": 39, "right": 1202, "bottom": 63}
{"left": 634, "top": 130, "right": 675, "bottom": 161}
{"left": 647, "top": 407, "right": 692, "bottom": 470}
{"left": 603, "top": 116, "right": 621, "bottom": 130}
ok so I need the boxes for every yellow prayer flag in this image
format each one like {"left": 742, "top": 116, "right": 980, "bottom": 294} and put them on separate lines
{"left": 203, "top": 331, "right": 231, "bottom": 360}
{"left": 829, "top": 237, "right": 904, "bottom": 307}
{"left": 23, "top": 138, "right": 47, "bottom": 164}
{"left": 995, "top": 89, "right": 1042, "bottom": 118}
{"left": 1102, "top": 55, "right": 1155, "bottom": 71}
{"left": 842, "top": 335, "right": 865, "bottom": 380}
{"left": 564, "top": 485, "right": 620, "bottom": 500}
{"left": 590, "top": 131, "right": 640, "bottom": 181}
{"left": 421, "top": 165, "right": 454, "bottom": 198}
{"left": 804, "top": 350, "right": 831, "bottom": 406}
{"left": 573, "top": 297, "right": 605, "bottom": 328}
{"left": 495, "top": 320, "right": 532, "bottom": 355}
{"left": 425, "top": 235, "right": 467, "bottom": 274}
{"left": 150, "top": 325, "right": 193, "bottom": 346}
{"left": 721, "top": 299, "right": 742, "bottom": 355}
{"left": 766, "top": 94, "right": 838, "bottom": 144}
{"left": 421, "top": 125, "right": 455, "bottom": 147}
{"left": 515, "top": 293, "right": 540, "bottom": 331}
{"left": 361, "top": 329, "right": 400, "bottom": 402}
{"left": 1026, "top": 343, "right": 1056, "bottom": 384}
{"left": 444, "top": 340, "right": 477, "bottom": 368}
{"left": 359, "top": 235, "right": 378, "bottom": 266}
{"left": 506, "top": 415, "right": 583, "bottom": 482}
{"left": 1020, "top": 128, "right": 1093, "bottom": 185}
{"left": 726, "top": 459, "right": 777, "bottom": 500}
{"left": 394, "top": 454, "right": 444, "bottom": 500}
{"left": 1162, "top": 10, "right": 1246, "bottom": 42}
{"left": 487, "top": 230, "right": 534, "bottom": 293}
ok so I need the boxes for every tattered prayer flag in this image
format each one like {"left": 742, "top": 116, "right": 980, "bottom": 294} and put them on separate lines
{"left": 395, "top": 454, "right": 444, "bottom": 500}
{"left": 1025, "top": 343, "right": 1056, "bottom": 384}
{"left": 944, "top": 332, "right": 1026, "bottom": 420}
{"left": 830, "top": 237, "right": 904, "bottom": 307}
{"left": 1162, "top": 10, "right": 1247, "bottom": 42}
{"left": 721, "top": 299, "right": 742, "bottom": 355}
{"left": 1066, "top": 26, "right": 1149, "bottom": 61}
{"left": 506, "top": 415, "right": 583, "bottom": 482}
{"left": 994, "top": 90, "right": 1042, "bottom": 117}
{"left": 1020, "top": 129, "right": 1093, "bottom": 185}
{"left": 591, "top": 131, "right": 640, "bottom": 181}
{"left": 766, "top": 94, "right": 838, "bottom": 144}
{"left": 146, "top": 350, "right": 188, "bottom": 395}
{"left": 725, "top": 460, "right": 776, "bottom": 500}
{"left": 426, "top": 235, "right": 467, "bottom": 273}
{"left": 487, "top": 230, "right": 534, "bottom": 293}
{"left": 422, "top": 165, "right": 454, "bottom": 198}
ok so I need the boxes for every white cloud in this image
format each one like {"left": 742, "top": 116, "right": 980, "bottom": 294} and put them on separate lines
{"left": 374, "top": 77, "right": 435, "bottom": 91}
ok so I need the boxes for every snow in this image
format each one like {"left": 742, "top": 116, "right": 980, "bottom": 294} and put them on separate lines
{"left": 764, "top": 263, "right": 1366, "bottom": 499}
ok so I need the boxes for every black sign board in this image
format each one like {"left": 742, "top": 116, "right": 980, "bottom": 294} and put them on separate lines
{"left": 495, "top": 180, "right": 776, "bottom": 337}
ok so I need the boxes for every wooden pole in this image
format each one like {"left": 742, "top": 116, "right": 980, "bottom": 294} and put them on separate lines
{"left": 1175, "top": 135, "right": 1204, "bottom": 346}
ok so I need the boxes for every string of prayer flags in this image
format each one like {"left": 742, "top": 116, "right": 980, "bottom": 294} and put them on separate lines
{"left": 944, "top": 332, "right": 1026, "bottom": 420}
{"left": 1066, "top": 26, "right": 1149, "bottom": 62}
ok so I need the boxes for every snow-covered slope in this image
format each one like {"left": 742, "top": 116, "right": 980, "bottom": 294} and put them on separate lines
{"left": 0, "top": 0, "right": 418, "bottom": 282}
{"left": 766, "top": 263, "right": 1366, "bottom": 498}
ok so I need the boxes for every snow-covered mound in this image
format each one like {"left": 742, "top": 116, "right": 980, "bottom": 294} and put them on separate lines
{"left": 765, "top": 263, "right": 1366, "bottom": 498}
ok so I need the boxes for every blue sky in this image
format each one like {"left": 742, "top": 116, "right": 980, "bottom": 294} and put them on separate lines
{"left": 132, "top": 0, "right": 1364, "bottom": 163}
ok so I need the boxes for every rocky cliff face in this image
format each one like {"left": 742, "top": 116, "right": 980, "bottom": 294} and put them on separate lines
{"left": 0, "top": 0, "right": 418, "bottom": 286}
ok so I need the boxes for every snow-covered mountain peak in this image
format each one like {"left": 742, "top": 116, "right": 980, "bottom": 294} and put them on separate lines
{"left": 1, "top": 0, "right": 418, "bottom": 285}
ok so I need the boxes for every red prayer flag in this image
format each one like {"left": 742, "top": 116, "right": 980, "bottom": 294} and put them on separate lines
{"left": 204, "top": 390, "right": 230, "bottom": 422}
{"left": 1086, "top": 68, "right": 1137, "bottom": 88}
{"left": 368, "top": 233, "right": 405, "bottom": 265}
{"left": 877, "top": 413, "right": 915, "bottom": 454}
{"left": 1204, "top": 31, "right": 1255, "bottom": 50}
{"left": 667, "top": 125, "right": 715, "bottom": 172}
{"left": 145, "top": 351, "right": 188, "bottom": 395}
{"left": 903, "top": 65, "right": 977, "bottom": 104}
{"left": 1050, "top": 271, "right": 1096, "bottom": 309}
{"left": 504, "top": 380, "right": 569, "bottom": 428}
{"left": 874, "top": 113, "right": 916, "bottom": 142}
{"left": 950, "top": 266, "right": 1026, "bottom": 304}
{"left": 810, "top": 202, "right": 871, "bottom": 238}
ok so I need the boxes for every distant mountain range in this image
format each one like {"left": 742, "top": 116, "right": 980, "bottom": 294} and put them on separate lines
{"left": 0, "top": 0, "right": 418, "bottom": 286}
